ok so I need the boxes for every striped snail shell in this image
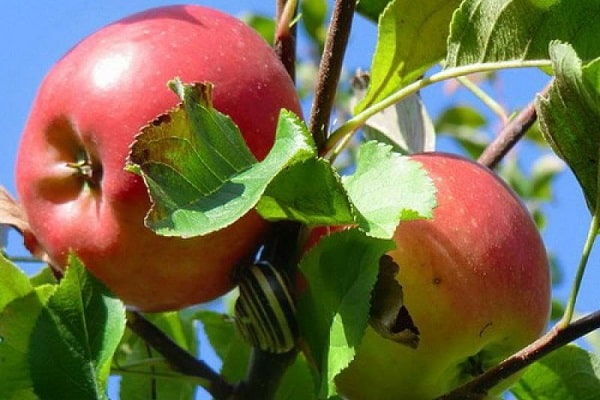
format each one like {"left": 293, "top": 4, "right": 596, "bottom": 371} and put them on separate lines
{"left": 234, "top": 261, "right": 298, "bottom": 353}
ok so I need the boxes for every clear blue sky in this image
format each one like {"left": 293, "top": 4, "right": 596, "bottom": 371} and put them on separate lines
{"left": 2, "top": 1, "right": 598, "bottom": 399}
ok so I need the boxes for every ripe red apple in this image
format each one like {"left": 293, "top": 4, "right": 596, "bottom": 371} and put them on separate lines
{"left": 334, "top": 153, "right": 552, "bottom": 399}
{"left": 15, "top": 5, "right": 302, "bottom": 311}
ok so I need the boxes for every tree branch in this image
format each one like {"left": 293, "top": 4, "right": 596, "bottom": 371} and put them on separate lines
{"left": 275, "top": 0, "right": 298, "bottom": 81}
{"left": 309, "top": 0, "right": 357, "bottom": 152}
{"left": 230, "top": 3, "right": 305, "bottom": 399}
{"left": 477, "top": 80, "right": 553, "bottom": 169}
{"left": 125, "top": 311, "right": 234, "bottom": 399}
{"left": 436, "top": 310, "right": 600, "bottom": 399}
{"left": 234, "top": 349, "right": 297, "bottom": 400}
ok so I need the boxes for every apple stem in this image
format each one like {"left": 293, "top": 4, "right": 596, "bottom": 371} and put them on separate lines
{"left": 478, "top": 80, "right": 553, "bottom": 169}
{"left": 309, "top": 0, "right": 357, "bottom": 152}
{"left": 436, "top": 310, "right": 600, "bottom": 399}
{"left": 125, "top": 310, "right": 234, "bottom": 399}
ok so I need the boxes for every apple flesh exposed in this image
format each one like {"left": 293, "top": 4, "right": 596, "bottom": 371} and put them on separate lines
{"left": 15, "top": 5, "right": 302, "bottom": 311}
{"left": 335, "top": 153, "right": 551, "bottom": 399}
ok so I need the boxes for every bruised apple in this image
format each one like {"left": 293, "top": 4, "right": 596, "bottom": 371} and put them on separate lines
{"left": 334, "top": 153, "right": 552, "bottom": 399}
{"left": 15, "top": 5, "right": 302, "bottom": 311}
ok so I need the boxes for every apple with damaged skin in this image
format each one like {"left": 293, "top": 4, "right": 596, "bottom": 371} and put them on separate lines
{"left": 15, "top": 5, "right": 302, "bottom": 311}
{"left": 333, "top": 153, "right": 552, "bottom": 399}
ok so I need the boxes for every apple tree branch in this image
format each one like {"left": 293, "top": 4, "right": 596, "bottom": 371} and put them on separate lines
{"left": 309, "top": 0, "right": 357, "bottom": 152}
{"left": 436, "top": 310, "right": 600, "bottom": 399}
{"left": 125, "top": 311, "right": 234, "bottom": 399}
{"left": 478, "top": 81, "right": 552, "bottom": 169}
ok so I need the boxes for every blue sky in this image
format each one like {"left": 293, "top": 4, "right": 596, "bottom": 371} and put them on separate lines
{"left": 2, "top": 1, "right": 598, "bottom": 398}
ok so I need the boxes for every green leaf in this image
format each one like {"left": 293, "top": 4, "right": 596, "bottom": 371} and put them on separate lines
{"left": 241, "top": 13, "right": 276, "bottom": 44}
{"left": 446, "top": 0, "right": 600, "bottom": 67}
{"left": 511, "top": 345, "right": 600, "bottom": 399}
{"left": 28, "top": 255, "right": 126, "bottom": 400}
{"left": 275, "top": 354, "right": 318, "bottom": 400}
{"left": 356, "top": 0, "right": 393, "bottom": 22}
{"left": 117, "top": 312, "right": 197, "bottom": 400}
{"left": 296, "top": 229, "right": 394, "bottom": 398}
{"left": 300, "top": 0, "right": 328, "bottom": 49}
{"left": 0, "top": 253, "right": 33, "bottom": 311}
{"left": 535, "top": 42, "right": 600, "bottom": 212}
{"left": 342, "top": 141, "right": 436, "bottom": 239}
{"left": 435, "top": 105, "right": 489, "bottom": 158}
{"left": 0, "top": 285, "right": 55, "bottom": 400}
{"left": 29, "top": 266, "right": 59, "bottom": 287}
{"left": 355, "top": 0, "right": 462, "bottom": 113}
{"left": 195, "top": 310, "right": 250, "bottom": 383}
{"left": 128, "top": 81, "right": 316, "bottom": 238}
{"left": 352, "top": 74, "right": 436, "bottom": 154}
{"left": 257, "top": 158, "right": 354, "bottom": 225}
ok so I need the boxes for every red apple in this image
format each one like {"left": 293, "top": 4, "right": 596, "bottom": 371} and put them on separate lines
{"left": 15, "top": 5, "right": 302, "bottom": 312}
{"left": 334, "top": 153, "right": 552, "bottom": 399}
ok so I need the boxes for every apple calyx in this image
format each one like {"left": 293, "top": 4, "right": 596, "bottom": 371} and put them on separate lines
{"left": 66, "top": 151, "right": 102, "bottom": 188}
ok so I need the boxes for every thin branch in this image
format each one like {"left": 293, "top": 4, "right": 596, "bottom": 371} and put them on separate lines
{"left": 230, "top": 4, "right": 305, "bottom": 399}
{"left": 309, "top": 0, "right": 357, "bottom": 152}
{"left": 234, "top": 349, "right": 297, "bottom": 400}
{"left": 456, "top": 75, "right": 509, "bottom": 124}
{"left": 477, "top": 80, "right": 553, "bottom": 169}
{"left": 560, "top": 152, "right": 600, "bottom": 326}
{"left": 325, "top": 59, "right": 552, "bottom": 157}
{"left": 125, "top": 311, "right": 234, "bottom": 400}
{"left": 275, "top": 0, "right": 298, "bottom": 81}
{"left": 436, "top": 310, "right": 600, "bottom": 399}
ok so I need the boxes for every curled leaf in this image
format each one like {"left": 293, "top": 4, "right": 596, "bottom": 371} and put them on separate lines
{"left": 0, "top": 186, "right": 50, "bottom": 263}
{"left": 369, "top": 255, "right": 419, "bottom": 348}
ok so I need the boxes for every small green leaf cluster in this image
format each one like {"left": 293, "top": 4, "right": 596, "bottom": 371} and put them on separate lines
{"left": 0, "top": 254, "right": 125, "bottom": 399}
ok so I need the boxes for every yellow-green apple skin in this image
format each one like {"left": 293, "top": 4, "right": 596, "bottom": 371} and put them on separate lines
{"left": 15, "top": 5, "right": 302, "bottom": 312}
{"left": 335, "top": 153, "right": 551, "bottom": 399}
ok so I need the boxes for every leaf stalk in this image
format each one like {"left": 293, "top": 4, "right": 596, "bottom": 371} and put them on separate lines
{"left": 325, "top": 60, "right": 553, "bottom": 157}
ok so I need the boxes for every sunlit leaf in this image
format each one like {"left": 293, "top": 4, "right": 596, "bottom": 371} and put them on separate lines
{"left": 351, "top": 73, "right": 436, "bottom": 154}
{"left": 258, "top": 158, "right": 354, "bottom": 225}
{"left": 28, "top": 256, "right": 126, "bottom": 400}
{"left": 128, "top": 81, "right": 316, "bottom": 237}
{"left": 536, "top": 42, "right": 600, "bottom": 212}
{"left": 342, "top": 141, "right": 436, "bottom": 238}
{"left": 0, "top": 285, "right": 55, "bottom": 399}
{"left": 297, "top": 229, "right": 394, "bottom": 398}
{"left": 0, "top": 253, "right": 32, "bottom": 311}
{"left": 511, "top": 345, "right": 600, "bottom": 399}
{"left": 447, "top": 0, "right": 600, "bottom": 67}
{"left": 356, "top": 0, "right": 392, "bottom": 22}
{"left": 355, "top": 0, "right": 462, "bottom": 113}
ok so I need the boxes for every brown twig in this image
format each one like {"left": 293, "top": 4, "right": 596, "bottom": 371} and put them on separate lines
{"left": 309, "top": 0, "right": 357, "bottom": 152}
{"left": 231, "top": 3, "right": 306, "bottom": 399}
{"left": 275, "top": 0, "right": 298, "bottom": 81}
{"left": 125, "top": 311, "right": 234, "bottom": 399}
{"left": 234, "top": 349, "right": 297, "bottom": 400}
{"left": 477, "top": 80, "right": 553, "bottom": 169}
{"left": 436, "top": 310, "right": 600, "bottom": 399}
